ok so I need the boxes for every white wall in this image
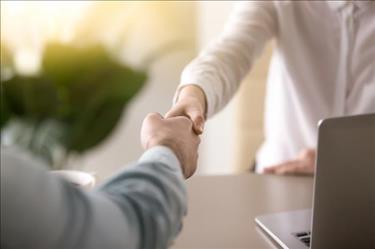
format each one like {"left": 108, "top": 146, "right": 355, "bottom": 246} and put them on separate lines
{"left": 194, "top": 1, "right": 239, "bottom": 175}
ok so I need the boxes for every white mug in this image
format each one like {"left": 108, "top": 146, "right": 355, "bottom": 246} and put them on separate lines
{"left": 51, "top": 170, "right": 96, "bottom": 189}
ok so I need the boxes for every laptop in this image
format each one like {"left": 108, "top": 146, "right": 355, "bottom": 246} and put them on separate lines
{"left": 255, "top": 114, "right": 375, "bottom": 249}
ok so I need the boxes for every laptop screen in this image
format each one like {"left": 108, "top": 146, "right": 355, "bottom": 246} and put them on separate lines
{"left": 311, "top": 114, "right": 375, "bottom": 249}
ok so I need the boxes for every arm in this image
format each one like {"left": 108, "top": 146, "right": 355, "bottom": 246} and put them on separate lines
{"left": 97, "top": 146, "right": 187, "bottom": 249}
{"left": 1, "top": 146, "right": 185, "bottom": 249}
{"left": 167, "top": 2, "right": 277, "bottom": 131}
{"left": 1, "top": 114, "right": 199, "bottom": 249}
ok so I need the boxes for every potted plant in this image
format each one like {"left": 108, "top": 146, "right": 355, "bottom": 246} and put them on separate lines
{"left": 1, "top": 42, "right": 147, "bottom": 186}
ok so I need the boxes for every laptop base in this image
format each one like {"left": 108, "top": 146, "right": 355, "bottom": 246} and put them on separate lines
{"left": 255, "top": 209, "right": 311, "bottom": 249}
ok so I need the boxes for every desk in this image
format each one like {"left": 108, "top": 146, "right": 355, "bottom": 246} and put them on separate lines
{"left": 173, "top": 174, "right": 314, "bottom": 249}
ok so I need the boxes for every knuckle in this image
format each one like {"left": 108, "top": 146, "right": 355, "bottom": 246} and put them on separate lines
{"left": 179, "top": 116, "right": 194, "bottom": 128}
{"left": 144, "top": 113, "right": 162, "bottom": 125}
{"left": 146, "top": 112, "right": 158, "bottom": 119}
{"left": 167, "top": 106, "right": 183, "bottom": 116}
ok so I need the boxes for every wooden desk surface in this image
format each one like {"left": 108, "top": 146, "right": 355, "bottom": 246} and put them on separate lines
{"left": 173, "top": 174, "right": 314, "bottom": 249}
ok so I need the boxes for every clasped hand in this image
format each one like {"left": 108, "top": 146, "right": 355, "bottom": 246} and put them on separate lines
{"left": 141, "top": 113, "right": 200, "bottom": 178}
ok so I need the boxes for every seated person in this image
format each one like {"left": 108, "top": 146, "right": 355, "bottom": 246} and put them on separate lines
{"left": 1, "top": 113, "right": 200, "bottom": 249}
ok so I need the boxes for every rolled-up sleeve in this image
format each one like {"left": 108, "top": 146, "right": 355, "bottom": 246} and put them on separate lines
{"left": 177, "top": 1, "right": 277, "bottom": 117}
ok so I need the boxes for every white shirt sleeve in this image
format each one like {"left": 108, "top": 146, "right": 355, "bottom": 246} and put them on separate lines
{"left": 177, "top": 1, "right": 277, "bottom": 117}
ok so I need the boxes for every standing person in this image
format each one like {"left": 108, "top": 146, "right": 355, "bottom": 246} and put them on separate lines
{"left": 1, "top": 113, "right": 200, "bottom": 249}
{"left": 166, "top": 1, "right": 375, "bottom": 175}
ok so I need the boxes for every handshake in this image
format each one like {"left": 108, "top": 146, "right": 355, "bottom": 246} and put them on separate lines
{"left": 143, "top": 85, "right": 317, "bottom": 176}
{"left": 141, "top": 86, "right": 206, "bottom": 178}
{"left": 141, "top": 113, "right": 201, "bottom": 178}
{"left": 141, "top": 86, "right": 207, "bottom": 178}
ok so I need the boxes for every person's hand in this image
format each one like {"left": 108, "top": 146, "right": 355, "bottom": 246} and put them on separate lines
{"left": 263, "top": 149, "right": 316, "bottom": 175}
{"left": 141, "top": 113, "right": 201, "bottom": 178}
{"left": 165, "top": 85, "right": 206, "bottom": 135}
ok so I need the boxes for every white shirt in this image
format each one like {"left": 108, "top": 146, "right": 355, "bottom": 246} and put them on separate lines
{"left": 177, "top": 1, "right": 375, "bottom": 172}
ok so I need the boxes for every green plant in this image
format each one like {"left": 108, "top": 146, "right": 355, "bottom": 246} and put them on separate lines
{"left": 1, "top": 42, "right": 147, "bottom": 169}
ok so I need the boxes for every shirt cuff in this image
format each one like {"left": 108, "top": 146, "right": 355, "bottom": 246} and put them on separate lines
{"left": 139, "top": 146, "right": 182, "bottom": 173}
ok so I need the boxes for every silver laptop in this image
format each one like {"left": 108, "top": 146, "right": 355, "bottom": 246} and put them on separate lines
{"left": 255, "top": 114, "right": 375, "bottom": 249}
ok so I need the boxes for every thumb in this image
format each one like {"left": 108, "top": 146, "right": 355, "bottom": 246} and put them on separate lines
{"left": 165, "top": 106, "right": 184, "bottom": 119}
{"left": 165, "top": 105, "right": 205, "bottom": 134}
{"left": 188, "top": 110, "right": 205, "bottom": 135}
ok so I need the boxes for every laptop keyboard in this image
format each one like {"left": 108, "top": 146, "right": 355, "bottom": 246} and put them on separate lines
{"left": 294, "top": 231, "right": 311, "bottom": 247}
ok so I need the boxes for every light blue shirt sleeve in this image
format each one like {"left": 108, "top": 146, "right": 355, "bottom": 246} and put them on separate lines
{"left": 1, "top": 146, "right": 187, "bottom": 249}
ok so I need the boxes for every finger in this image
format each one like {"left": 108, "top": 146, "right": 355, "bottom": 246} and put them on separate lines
{"left": 263, "top": 166, "right": 280, "bottom": 174}
{"left": 141, "top": 113, "right": 164, "bottom": 147}
{"left": 263, "top": 163, "right": 286, "bottom": 173}
{"left": 166, "top": 107, "right": 204, "bottom": 135}
{"left": 188, "top": 111, "right": 205, "bottom": 135}
{"left": 300, "top": 148, "right": 316, "bottom": 158}
{"left": 174, "top": 115, "right": 194, "bottom": 131}
{"left": 263, "top": 167, "right": 275, "bottom": 174}
{"left": 145, "top": 112, "right": 164, "bottom": 122}
{"left": 264, "top": 161, "right": 300, "bottom": 175}
{"left": 274, "top": 163, "right": 300, "bottom": 175}
{"left": 165, "top": 107, "right": 185, "bottom": 119}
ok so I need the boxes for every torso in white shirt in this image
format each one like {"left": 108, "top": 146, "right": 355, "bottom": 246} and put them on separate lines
{"left": 257, "top": 1, "right": 375, "bottom": 171}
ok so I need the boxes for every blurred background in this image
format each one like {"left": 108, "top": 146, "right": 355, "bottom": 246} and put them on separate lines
{"left": 1, "top": 1, "right": 271, "bottom": 181}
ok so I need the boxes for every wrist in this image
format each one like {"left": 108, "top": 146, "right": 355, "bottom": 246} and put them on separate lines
{"left": 140, "top": 146, "right": 182, "bottom": 172}
{"left": 178, "top": 85, "right": 207, "bottom": 116}
{"left": 146, "top": 135, "right": 178, "bottom": 157}
{"left": 148, "top": 137, "right": 184, "bottom": 170}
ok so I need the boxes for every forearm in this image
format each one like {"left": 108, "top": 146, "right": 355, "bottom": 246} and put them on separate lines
{"left": 97, "top": 146, "right": 187, "bottom": 249}
{"left": 1, "top": 146, "right": 186, "bottom": 249}
{"left": 178, "top": 2, "right": 276, "bottom": 117}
